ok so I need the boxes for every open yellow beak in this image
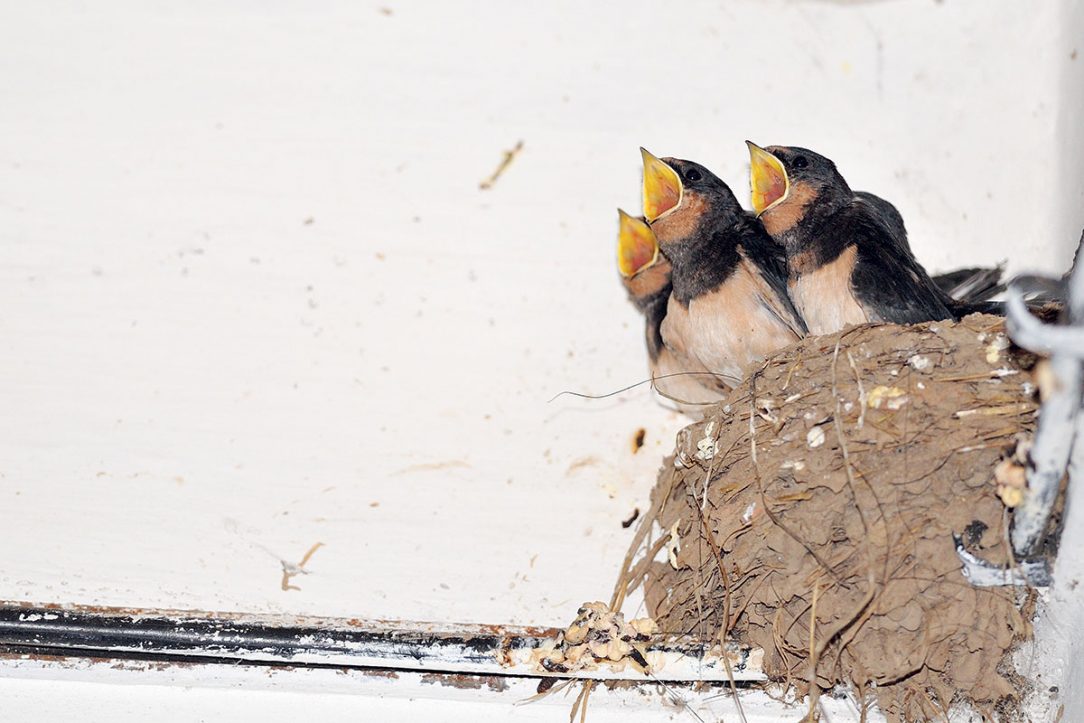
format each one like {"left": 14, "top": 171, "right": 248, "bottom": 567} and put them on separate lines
{"left": 640, "top": 148, "right": 683, "bottom": 222}
{"left": 747, "top": 141, "right": 788, "bottom": 215}
{"left": 617, "top": 209, "right": 659, "bottom": 278}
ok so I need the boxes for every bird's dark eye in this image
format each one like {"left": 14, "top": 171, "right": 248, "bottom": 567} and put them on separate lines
{"left": 685, "top": 168, "right": 702, "bottom": 182}
{"left": 792, "top": 156, "right": 809, "bottom": 169}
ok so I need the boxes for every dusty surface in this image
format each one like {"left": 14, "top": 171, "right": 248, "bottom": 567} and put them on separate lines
{"left": 624, "top": 314, "right": 1054, "bottom": 721}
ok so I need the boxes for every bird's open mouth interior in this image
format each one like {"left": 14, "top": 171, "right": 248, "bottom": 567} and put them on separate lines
{"left": 747, "top": 143, "right": 789, "bottom": 214}
{"left": 640, "top": 149, "right": 683, "bottom": 221}
{"left": 617, "top": 211, "right": 659, "bottom": 277}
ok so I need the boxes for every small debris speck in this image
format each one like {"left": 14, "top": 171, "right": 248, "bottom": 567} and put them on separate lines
{"left": 479, "top": 140, "right": 524, "bottom": 190}
{"left": 280, "top": 542, "right": 325, "bottom": 592}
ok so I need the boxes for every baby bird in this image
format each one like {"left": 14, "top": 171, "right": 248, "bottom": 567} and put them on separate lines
{"left": 617, "top": 209, "right": 726, "bottom": 415}
{"left": 641, "top": 149, "right": 807, "bottom": 387}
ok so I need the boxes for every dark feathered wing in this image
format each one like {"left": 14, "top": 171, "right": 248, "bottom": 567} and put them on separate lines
{"left": 738, "top": 219, "right": 809, "bottom": 336}
{"left": 851, "top": 244, "right": 956, "bottom": 324}
{"left": 831, "top": 204, "right": 956, "bottom": 325}
{"left": 855, "top": 191, "right": 908, "bottom": 253}
{"left": 641, "top": 291, "right": 669, "bottom": 363}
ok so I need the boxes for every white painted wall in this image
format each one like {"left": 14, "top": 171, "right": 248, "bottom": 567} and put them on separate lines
{"left": 0, "top": 0, "right": 1081, "bottom": 718}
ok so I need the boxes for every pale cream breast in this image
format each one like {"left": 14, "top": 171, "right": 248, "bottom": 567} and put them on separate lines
{"left": 662, "top": 262, "right": 803, "bottom": 386}
{"left": 787, "top": 245, "right": 868, "bottom": 335}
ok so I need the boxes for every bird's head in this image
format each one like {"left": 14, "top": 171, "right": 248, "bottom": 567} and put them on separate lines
{"left": 617, "top": 209, "right": 671, "bottom": 303}
{"left": 746, "top": 142, "right": 851, "bottom": 237}
{"left": 640, "top": 148, "right": 742, "bottom": 247}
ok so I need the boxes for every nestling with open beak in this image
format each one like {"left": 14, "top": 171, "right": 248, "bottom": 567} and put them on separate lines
{"left": 617, "top": 210, "right": 727, "bottom": 415}
{"left": 640, "top": 148, "right": 807, "bottom": 388}
{"left": 747, "top": 141, "right": 960, "bottom": 335}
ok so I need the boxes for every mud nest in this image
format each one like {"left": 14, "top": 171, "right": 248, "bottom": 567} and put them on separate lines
{"left": 623, "top": 314, "right": 1059, "bottom": 721}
